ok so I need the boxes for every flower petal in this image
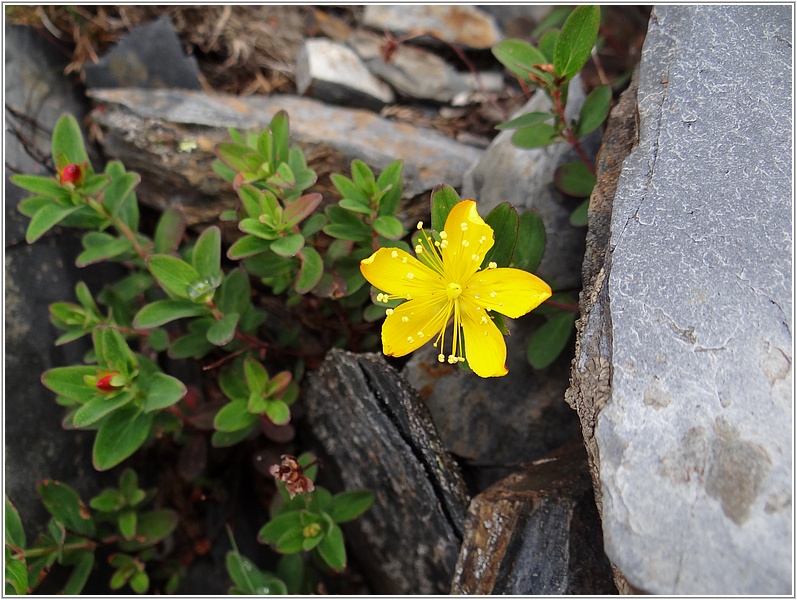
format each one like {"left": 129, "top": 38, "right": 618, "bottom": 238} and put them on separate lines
{"left": 461, "top": 306, "right": 508, "bottom": 377}
{"left": 382, "top": 296, "right": 451, "bottom": 357}
{"left": 465, "top": 267, "right": 552, "bottom": 318}
{"left": 441, "top": 200, "right": 495, "bottom": 283}
{"left": 360, "top": 247, "right": 442, "bottom": 297}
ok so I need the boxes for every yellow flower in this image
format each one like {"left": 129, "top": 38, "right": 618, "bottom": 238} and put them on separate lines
{"left": 360, "top": 200, "right": 552, "bottom": 377}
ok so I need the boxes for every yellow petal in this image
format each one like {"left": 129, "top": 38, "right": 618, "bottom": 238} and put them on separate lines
{"left": 360, "top": 247, "right": 442, "bottom": 297}
{"left": 460, "top": 306, "right": 508, "bottom": 377}
{"left": 441, "top": 200, "right": 495, "bottom": 283}
{"left": 465, "top": 267, "right": 552, "bottom": 318}
{"left": 381, "top": 296, "right": 451, "bottom": 357}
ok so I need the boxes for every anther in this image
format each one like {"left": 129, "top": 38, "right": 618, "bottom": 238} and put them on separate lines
{"left": 439, "top": 231, "right": 448, "bottom": 240}
{"left": 402, "top": 257, "right": 408, "bottom": 263}
{"left": 479, "top": 236, "right": 487, "bottom": 244}
{"left": 406, "top": 272, "right": 414, "bottom": 280}
{"left": 488, "top": 261, "right": 497, "bottom": 269}
{"left": 461, "top": 240, "right": 469, "bottom": 247}
{"left": 416, "top": 221, "right": 424, "bottom": 230}
{"left": 460, "top": 222, "right": 468, "bottom": 231}
{"left": 391, "top": 250, "right": 399, "bottom": 259}
{"left": 401, "top": 316, "right": 409, "bottom": 323}
{"left": 471, "top": 253, "right": 480, "bottom": 261}
{"left": 415, "top": 244, "right": 423, "bottom": 253}
{"left": 490, "top": 291, "right": 498, "bottom": 298}
{"left": 438, "top": 354, "right": 446, "bottom": 363}
{"left": 386, "top": 309, "right": 394, "bottom": 315}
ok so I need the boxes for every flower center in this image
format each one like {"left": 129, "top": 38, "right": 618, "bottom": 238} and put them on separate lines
{"left": 446, "top": 282, "right": 462, "bottom": 300}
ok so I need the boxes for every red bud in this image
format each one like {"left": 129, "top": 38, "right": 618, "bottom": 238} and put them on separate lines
{"left": 96, "top": 373, "right": 120, "bottom": 392}
{"left": 59, "top": 164, "right": 83, "bottom": 185}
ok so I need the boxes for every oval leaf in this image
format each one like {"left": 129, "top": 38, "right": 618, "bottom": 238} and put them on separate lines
{"left": 578, "top": 84, "right": 612, "bottom": 137}
{"left": 133, "top": 300, "right": 210, "bottom": 329}
{"left": 214, "top": 399, "right": 258, "bottom": 432}
{"left": 527, "top": 311, "right": 577, "bottom": 369}
{"left": 295, "top": 247, "right": 323, "bottom": 294}
{"left": 553, "top": 5, "right": 601, "bottom": 80}
{"left": 142, "top": 372, "right": 187, "bottom": 412}
{"left": 512, "top": 123, "right": 560, "bottom": 149}
{"left": 207, "top": 312, "right": 239, "bottom": 346}
{"left": 36, "top": 480, "right": 95, "bottom": 537}
{"left": 147, "top": 255, "right": 202, "bottom": 300}
{"left": 192, "top": 226, "right": 222, "bottom": 281}
{"left": 93, "top": 408, "right": 154, "bottom": 471}
{"left": 430, "top": 184, "right": 461, "bottom": 232}
{"left": 270, "top": 233, "right": 304, "bottom": 258}
{"left": 495, "top": 111, "right": 553, "bottom": 131}
{"left": 514, "top": 210, "right": 546, "bottom": 273}
{"left": 316, "top": 524, "right": 346, "bottom": 571}
{"left": 554, "top": 161, "right": 596, "bottom": 198}
{"left": 492, "top": 38, "right": 549, "bottom": 81}
{"left": 482, "top": 203, "right": 519, "bottom": 268}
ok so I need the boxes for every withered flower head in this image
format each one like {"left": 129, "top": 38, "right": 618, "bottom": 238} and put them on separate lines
{"left": 269, "top": 454, "right": 315, "bottom": 499}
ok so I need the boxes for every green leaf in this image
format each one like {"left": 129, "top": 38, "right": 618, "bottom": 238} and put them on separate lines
{"left": 5, "top": 547, "right": 28, "bottom": 595}
{"left": 328, "top": 490, "right": 374, "bottom": 523}
{"left": 218, "top": 269, "right": 251, "bottom": 316}
{"left": 371, "top": 215, "right": 404, "bottom": 240}
{"left": 26, "top": 203, "right": 82, "bottom": 243}
{"left": 512, "top": 123, "right": 560, "bottom": 148}
{"left": 527, "top": 311, "right": 578, "bottom": 369}
{"left": 42, "top": 366, "right": 98, "bottom": 401}
{"left": 98, "top": 328, "right": 137, "bottom": 374}
{"left": 323, "top": 206, "right": 372, "bottom": 242}
{"left": 283, "top": 193, "right": 322, "bottom": 228}
{"left": 211, "top": 425, "right": 256, "bottom": 448}
{"left": 5, "top": 497, "right": 26, "bottom": 548}
{"left": 270, "top": 110, "right": 290, "bottom": 164}
{"left": 570, "top": 199, "right": 590, "bottom": 226}
{"left": 553, "top": 5, "right": 601, "bottom": 81}
{"left": 89, "top": 489, "right": 125, "bottom": 513}
{"left": 264, "top": 400, "right": 290, "bottom": 426}
{"left": 62, "top": 549, "right": 94, "bottom": 595}
{"left": 295, "top": 247, "right": 323, "bottom": 294}
{"left": 316, "top": 524, "right": 346, "bottom": 571}
{"left": 153, "top": 208, "right": 185, "bottom": 254}
{"left": 227, "top": 235, "right": 273, "bottom": 260}
{"left": 482, "top": 203, "right": 519, "bottom": 268}
{"left": 554, "top": 161, "right": 596, "bottom": 197}
{"left": 514, "top": 210, "right": 546, "bottom": 273}
{"left": 226, "top": 551, "right": 288, "bottom": 595}
{"left": 102, "top": 169, "right": 140, "bottom": 223}
{"left": 430, "top": 184, "right": 461, "bottom": 232}
{"left": 244, "top": 358, "right": 269, "bottom": 394}
{"left": 258, "top": 511, "right": 303, "bottom": 546}
{"left": 578, "top": 84, "right": 612, "bottom": 136}
{"left": 118, "top": 510, "right": 137, "bottom": 540}
{"left": 492, "top": 39, "right": 549, "bottom": 81}
{"left": 129, "top": 569, "right": 149, "bottom": 594}
{"left": 376, "top": 160, "right": 403, "bottom": 216}
{"left": 93, "top": 407, "right": 154, "bottom": 471}
{"left": 72, "top": 390, "right": 136, "bottom": 427}
{"left": 495, "top": 111, "right": 553, "bottom": 131}
{"left": 331, "top": 173, "right": 370, "bottom": 206}
{"left": 117, "top": 509, "right": 178, "bottom": 551}
{"left": 270, "top": 233, "right": 305, "bottom": 258}
{"left": 192, "top": 226, "right": 222, "bottom": 281}
{"left": 142, "top": 372, "right": 186, "bottom": 412}
{"left": 538, "top": 29, "right": 560, "bottom": 62}
{"left": 219, "top": 364, "right": 249, "bottom": 401}
{"left": 207, "top": 312, "right": 240, "bottom": 346}
{"left": 11, "top": 174, "right": 71, "bottom": 201}
{"left": 37, "top": 480, "right": 95, "bottom": 537}
{"left": 53, "top": 114, "right": 90, "bottom": 165}
{"left": 76, "top": 232, "right": 134, "bottom": 267}
{"left": 147, "top": 255, "right": 203, "bottom": 300}
{"left": 133, "top": 300, "right": 210, "bottom": 328}
{"left": 214, "top": 400, "right": 258, "bottom": 432}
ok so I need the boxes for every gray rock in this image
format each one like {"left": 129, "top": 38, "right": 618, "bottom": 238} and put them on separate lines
{"left": 402, "top": 315, "right": 581, "bottom": 491}
{"left": 295, "top": 37, "right": 395, "bottom": 111}
{"left": 87, "top": 88, "right": 483, "bottom": 225}
{"left": 83, "top": 14, "right": 201, "bottom": 90}
{"left": 461, "top": 76, "right": 600, "bottom": 291}
{"left": 303, "top": 350, "right": 469, "bottom": 595}
{"left": 362, "top": 5, "right": 502, "bottom": 50}
{"left": 451, "top": 441, "right": 616, "bottom": 595}
{"left": 5, "top": 25, "right": 115, "bottom": 540}
{"left": 347, "top": 30, "right": 469, "bottom": 104}
{"left": 594, "top": 6, "right": 792, "bottom": 594}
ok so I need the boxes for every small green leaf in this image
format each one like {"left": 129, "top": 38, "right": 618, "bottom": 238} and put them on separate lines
{"left": 5, "top": 496, "right": 26, "bottom": 548}
{"left": 538, "top": 29, "right": 560, "bottom": 62}
{"left": 570, "top": 199, "right": 590, "bottom": 226}
{"left": 142, "top": 372, "right": 187, "bottom": 412}
{"left": 218, "top": 269, "right": 251, "bottom": 316}
{"left": 430, "top": 184, "right": 461, "bottom": 232}
{"left": 52, "top": 114, "right": 90, "bottom": 165}
{"left": 26, "top": 203, "right": 82, "bottom": 243}
{"left": 376, "top": 160, "right": 403, "bottom": 216}
{"left": 553, "top": 5, "right": 601, "bottom": 81}
{"left": 271, "top": 110, "right": 290, "bottom": 163}
{"left": 42, "top": 366, "right": 98, "bottom": 401}
{"left": 514, "top": 210, "right": 546, "bottom": 273}
{"left": 244, "top": 358, "right": 269, "bottom": 394}
{"left": 76, "top": 232, "right": 134, "bottom": 267}
{"left": 214, "top": 400, "right": 258, "bottom": 432}
{"left": 295, "top": 247, "right": 323, "bottom": 294}
{"left": 37, "top": 480, "right": 95, "bottom": 537}
{"left": 117, "top": 509, "right": 178, "bottom": 552}
{"left": 5, "top": 549, "right": 28, "bottom": 595}
{"left": 192, "top": 226, "right": 222, "bottom": 281}
{"left": 153, "top": 208, "right": 185, "bottom": 254}
{"left": 226, "top": 551, "right": 288, "bottom": 595}
{"left": 328, "top": 490, "right": 375, "bottom": 523}
{"left": 72, "top": 390, "right": 136, "bottom": 427}
{"left": 12, "top": 174, "right": 71, "bottom": 201}
{"left": 207, "top": 312, "right": 239, "bottom": 346}
{"left": 492, "top": 39, "right": 549, "bottom": 81}
{"left": 316, "top": 524, "right": 346, "bottom": 571}
{"left": 527, "top": 311, "right": 578, "bottom": 369}
{"left": 482, "top": 203, "right": 519, "bottom": 268}
{"left": 270, "top": 233, "right": 304, "bottom": 258}
{"left": 93, "top": 408, "right": 155, "bottom": 471}
{"left": 118, "top": 510, "right": 137, "bottom": 540}
{"left": 129, "top": 569, "right": 149, "bottom": 594}
{"left": 264, "top": 400, "right": 290, "bottom": 426}
{"left": 495, "top": 111, "right": 553, "bottom": 131}
{"left": 283, "top": 193, "right": 322, "bottom": 228}
{"left": 512, "top": 123, "right": 560, "bottom": 148}
{"left": 147, "top": 255, "right": 203, "bottom": 300}
{"left": 133, "top": 300, "right": 210, "bottom": 329}
{"left": 62, "top": 549, "right": 94, "bottom": 595}
{"left": 99, "top": 328, "right": 137, "bottom": 374}
{"left": 89, "top": 490, "right": 125, "bottom": 513}
{"left": 371, "top": 215, "right": 404, "bottom": 240}
{"left": 554, "top": 161, "right": 596, "bottom": 197}
{"left": 258, "top": 511, "right": 303, "bottom": 546}
{"left": 227, "top": 235, "right": 273, "bottom": 260}
{"left": 578, "top": 84, "right": 612, "bottom": 136}
{"left": 331, "top": 173, "right": 370, "bottom": 206}
{"left": 323, "top": 206, "right": 372, "bottom": 242}
{"left": 211, "top": 425, "right": 256, "bottom": 448}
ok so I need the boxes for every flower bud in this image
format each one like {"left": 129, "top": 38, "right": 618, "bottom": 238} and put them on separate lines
{"left": 59, "top": 163, "right": 83, "bottom": 186}
{"left": 96, "top": 373, "right": 122, "bottom": 393}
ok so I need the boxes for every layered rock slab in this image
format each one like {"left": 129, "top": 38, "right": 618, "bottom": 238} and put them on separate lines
{"left": 585, "top": 5, "right": 792, "bottom": 594}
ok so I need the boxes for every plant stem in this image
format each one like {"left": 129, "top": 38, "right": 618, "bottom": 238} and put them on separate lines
{"left": 551, "top": 85, "right": 597, "bottom": 176}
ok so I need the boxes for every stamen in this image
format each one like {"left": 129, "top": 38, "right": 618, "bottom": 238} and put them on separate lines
{"left": 461, "top": 239, "right": 469, "bottom": 247}
{"left": 460, "top": 222, "right": 468, "bottom": 231}
{"left": 417, "top": 331, "right": 425, "bottom": 338}
{"left": 407, "top": 336, "right": 414, "bottom": 343}
{"left": 438, "top": 353, "right": 446, "bottom": 363}
{"left": 488, "top": 262, "right": 497, "bottom": 269}
{"left": 391, "top": 250, "right": 399, "bottom": 259}
{"left": 406, "top": 272, "right": 414, "bottom": 280}
{"left": 490, "top": 291, "right": 498, "bottom": 298}
{"left": 471, "top": 253, "right": 480, "bottom": 261}
{"left": 401, "top": 316, "right": 409, "bottom": 323}
{"left": 415, "top": 244, "right": 424, "bottom": 253}
{"left": 386, "top": 309, "right": 394, "bottom": 315}
{"left": 416, "top": 221, "right": 424, "bottom": 230}
{"left": 439, "top": 231, "right": 448, "bottom": 240}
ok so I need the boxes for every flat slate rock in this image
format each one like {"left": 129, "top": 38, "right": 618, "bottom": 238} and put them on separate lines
{"left": 595, "top": 6, "right": 792, "bottom": 594}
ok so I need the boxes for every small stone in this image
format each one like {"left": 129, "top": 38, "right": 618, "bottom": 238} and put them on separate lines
{"left": 347, "top": 30, "right": 468, "bottom": 104}
{"left": 362, "top": 5, "right": 502, "bottom": 50}
{"left": 83, "top": 15, "right": 201, "bottom": 90}
{"left": 295, "top": 37, "right": 394, "bottom": 111}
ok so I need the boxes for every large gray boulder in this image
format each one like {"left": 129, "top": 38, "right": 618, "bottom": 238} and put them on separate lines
{"left": 574, "top": 5, "right": 792, "bottom": 594}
